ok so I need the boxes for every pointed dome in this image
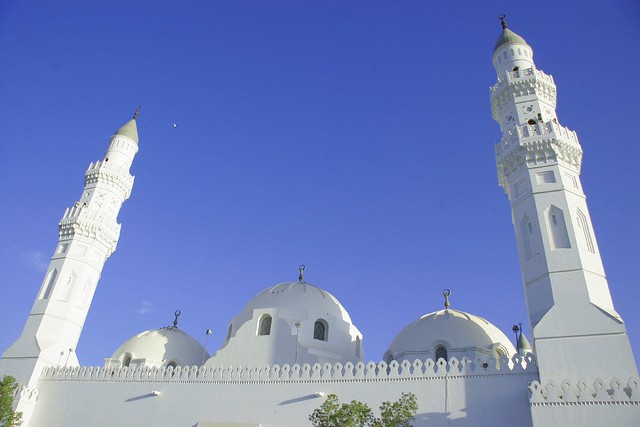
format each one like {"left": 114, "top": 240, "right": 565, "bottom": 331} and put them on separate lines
{"left": 517, "top": 330, "right": 532, "bottom": 354}
{"left": 114, "top": 119, "right": 138, "bottom": 144}
{"left": 494, "top": 27, "right": 529, "bottom": 53}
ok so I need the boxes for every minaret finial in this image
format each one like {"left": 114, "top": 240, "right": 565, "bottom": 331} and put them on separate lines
{"left": 298, "top": 264, "right": 305, "bottom": 282}
{"left": 442, "top": 289, "right": 451, "bottom": 309}
{"left": 132, "top": 106, "right": 141, "bottom": 120}
{"left": 499, "top": 14, "right": 507, "bottom": 30}
{"left": 173, "top": 310, "right": 181, "bottom": 328}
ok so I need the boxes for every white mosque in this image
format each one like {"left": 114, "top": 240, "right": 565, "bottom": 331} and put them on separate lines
{"left": 1, "top": 19, "right": 638, "bottom": 427}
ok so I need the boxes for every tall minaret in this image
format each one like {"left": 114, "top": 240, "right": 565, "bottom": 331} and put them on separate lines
{"left": 0, "top": 112, "right": 140, "bottom": 424}
{"left": 490, "top": 18, "right": 637, "bottom": 383}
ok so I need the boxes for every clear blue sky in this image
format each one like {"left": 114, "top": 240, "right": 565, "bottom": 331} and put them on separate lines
{"left": 1, "top": 1, "right": 638, "bottom": 367}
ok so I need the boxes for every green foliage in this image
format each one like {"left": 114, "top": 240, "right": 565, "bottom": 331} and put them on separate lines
{"left": 0, "top": 376, "right": 22, "bottom": 427}
{"left": 310, "top": 392, "right": 417, "bottom": 427}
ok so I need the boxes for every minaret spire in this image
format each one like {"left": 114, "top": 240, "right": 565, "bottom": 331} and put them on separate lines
{"left": 0, "top": 113, "right": 140, "bottom": 426}
{"left": 490, "top": 21, "right": 637, "bottom": 384}
{"left": 499, "top": 14, "right": 507, "bottom": 29}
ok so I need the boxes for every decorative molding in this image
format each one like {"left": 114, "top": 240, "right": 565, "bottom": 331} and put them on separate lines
{"left": 491, "top": 68, "right": 557, "bottom": 120}
{"left": 496, "top": 122, "right": 583, "bottom": 190}
{"left": 18, "top": 385, "right": 39, "bottom": 403}
{"left": 529, "top": 377, "right": 640, "bottom": 406}
{"left": 84, "top": 160, "right": 135, "bottom": 201}
{"left": 40, "top": 354, "right": 538, "bottom": 384}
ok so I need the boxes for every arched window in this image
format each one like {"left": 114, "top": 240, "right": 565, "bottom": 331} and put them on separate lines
{"left": 40, "top": 269, "right": 58, "bottom": 300}
{"left": 122, "top": 354, "right": 131, "bottom": 368}
{"left": 435, "top": 346, "right": 448, "bottom": 362}
{"left": 314, "top": 319, "right": 327, "bottom": 341}
{"left": 521, "top": 215, "right": 534, "bottom": 260}
{"left": 576, "top": 209, "right": 595, "bottom": 253}
{"left": 166, "top": 361, "right": 177, "bottom": 370}
{"left": 546, "top": 205, "right": 571, "bottom": 249}
{"left": 527, "top": 118, "right": 536, "bottom": 125}
{"left": 258, "top": 315, "right": 272, "bottom": 336}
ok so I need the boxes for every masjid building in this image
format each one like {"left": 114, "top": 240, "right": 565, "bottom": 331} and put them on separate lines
{"left": 1, "top": 20, "right": 638, "bottom": 427}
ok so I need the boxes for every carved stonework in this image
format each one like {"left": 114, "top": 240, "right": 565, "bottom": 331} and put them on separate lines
{"left": 529, "top": 377, "right": 640, "bottom": 405}
{"left": 496, "top": 122, "right": 583, "bottom": 190}
{"left": 39, "top": 354, "right": 538, "bottom": 383}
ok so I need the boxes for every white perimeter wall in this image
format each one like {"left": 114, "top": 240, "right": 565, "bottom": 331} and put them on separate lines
{"left": 29, "top": 358, "right": 537, "bottom": 427}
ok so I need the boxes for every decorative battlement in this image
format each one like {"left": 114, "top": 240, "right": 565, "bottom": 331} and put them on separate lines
{"left": 496, "top": 122, "right": 583, "bottom": 189}
{"left": 491, "top": 68, "right": 557, "bottom": 118}
{"left": 59, "top": 206, "right": 121, "bottom": 255}
{"left": 40, "top": 354, "right": 538, "bottom": 384}
{"left": 529, "top": 377, "right": 640, "bottom": 406}
{"left": 85, "top": 161, "right": 135, "bottom": 200}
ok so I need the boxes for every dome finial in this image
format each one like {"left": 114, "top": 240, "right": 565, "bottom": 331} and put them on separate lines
{"left": 442, "top": 289, "right": 451, "bottom": 309}
{"left": 298, "top": 264, "right": 305, "bottom": 282}
{"left": 132, "top": 106, "right": 141, "bottom": 120}
{"left": 499, "top": 14, "right": 507, "bottom": 30}
{"left": 172, "top": 310, "right": 181, "bottom": 328}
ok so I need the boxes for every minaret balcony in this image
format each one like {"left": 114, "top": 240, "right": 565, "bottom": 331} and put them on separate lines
{"left": 84, "top": 161, "right": 134, "bottom": 198}
{"left": 496, "top": 122, "right": 583, "bottom": 188}
{"left": 491, "top": 68, "right": 555, "bottom": 95}
{"left": 490, "top": 68, "right": 557, "bottom": 118}
{"left": 58, "top": 206, "right": 121, "bottom": 253}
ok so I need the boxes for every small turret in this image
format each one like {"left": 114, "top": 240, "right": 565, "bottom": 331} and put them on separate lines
{"left": 492, "top": 15, "right": 534, "bottom": 76}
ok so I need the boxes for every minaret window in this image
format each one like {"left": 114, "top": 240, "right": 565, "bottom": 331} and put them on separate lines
{"left": 313, "top": 319, "right": 328, "bottom": 341}
{"left": 521, "top": 216, "right": 534, "bottom": 260}
{"left": 258, "top": 315, "right": 272, "bottom": 336}
{"left": 40, "top": 269, "right": 58, "bottom": 300}
{"left": 527, "top": 119, "right": 536, "bottom": 125}
{"left": 546, "top": 206, "right": 571, "bottom": 249}
{"left": 576, "top": 209, "right": 595, "bottom": 253}
{"left": 435, "top": 346, "right": 448, "bottom": 362}
{"left": 122, "top": 354, "right": 131, "bottom": 368}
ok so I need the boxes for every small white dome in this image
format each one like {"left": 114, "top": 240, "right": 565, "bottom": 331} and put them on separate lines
{"left": 385, "top": 309, "right": 515, "bottom": 363}
{"left": 110, "top": 327, "right": 209, "bottom": 368}
{"left": 207, "top": 280, "right": 363, "bottom": 367}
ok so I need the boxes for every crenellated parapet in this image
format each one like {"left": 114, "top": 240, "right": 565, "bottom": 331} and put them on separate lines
{"left": 59, "top": 205, "right": 122, "bottom": 256}
{"left": 491, "top": 68, "right": 557, "bottom": 119}
{"left": 496, "top": 121, "right": 582, "bottom": 190}
{"left": 529, "top": 377, "right": 640, "bottom": 406}
{"left": 40, "top": 354, "right": 538, "bottom": 384}
{"left": 84, "top": 160, "right": 135, "bottom": 201}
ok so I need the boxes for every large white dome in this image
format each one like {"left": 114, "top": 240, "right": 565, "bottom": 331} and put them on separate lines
{"left": 385, "top": 308, "right": 516, "bottom": 363}
{"left": 108, "top": 327, "right": 209, "bottom": 369}
{"left": 207, "top": 280, "right": 363, "bottom": 367}
{"left": 240, "top": 281, "right": 353, "bottom": 323}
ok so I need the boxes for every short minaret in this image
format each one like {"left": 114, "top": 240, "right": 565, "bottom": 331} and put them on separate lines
{"left": 490, "top": 18, "right": 637, "bottom": 383}
{"left": 0, "top": 112, "right": 140, "bottom": 424}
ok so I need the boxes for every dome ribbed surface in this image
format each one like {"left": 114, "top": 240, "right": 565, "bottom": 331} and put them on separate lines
{"left": 494, "top": 28, "right": 528, "bottom": 53}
